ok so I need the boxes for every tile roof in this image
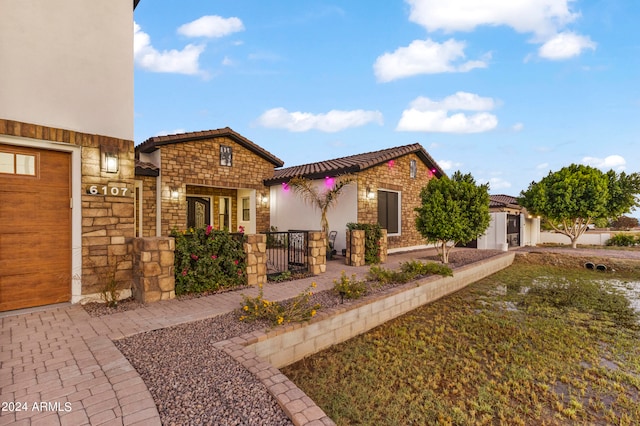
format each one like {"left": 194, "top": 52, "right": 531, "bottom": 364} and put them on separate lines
{"left": 263, "top": 143, "right": 445, "bottom": 185}
{"left": 135, "top": 159, "right": 159, "bottom": 177}
{"left": 135, "top": 127, "right": 284, "bottom": 167}
{"left": 489, "top": 194, "right": 521, "bottom": 209}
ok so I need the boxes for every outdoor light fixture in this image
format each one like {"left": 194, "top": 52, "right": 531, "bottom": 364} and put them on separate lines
{"left": 170, "top": 188, "right": 179, "bottom": 200}
{"left": 101, "top": 147, "right": 119, "bottom": 173}
{"left": 366, "top": 187, "right": 375, "bottom": 200}
{"left": 260, "top": 193, "right": 269, "bottom": 206}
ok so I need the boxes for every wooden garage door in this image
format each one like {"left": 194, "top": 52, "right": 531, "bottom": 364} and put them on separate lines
{"left": 0, "top": 144, "right": 71, "bottom": 311}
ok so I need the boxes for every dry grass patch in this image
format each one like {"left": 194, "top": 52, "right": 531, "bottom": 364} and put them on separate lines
{"left": 283, "top": 254, "right": 640, "bottom": 425}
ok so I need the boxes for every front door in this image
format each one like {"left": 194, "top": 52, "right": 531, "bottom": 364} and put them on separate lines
{"left": 187, "top": 197, "right": 210, "bottom": 229}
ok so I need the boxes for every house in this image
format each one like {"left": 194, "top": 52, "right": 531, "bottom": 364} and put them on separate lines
{"left": 264, "top": 144, "right": 446, "bottom": 253}
{"left": 134, "top": 128, "right": 284, "bottom": 237}
{"left": 473, "top": 194, "right": 540, "bottom": 250}
{"left": 0, "top": 1, "right": 139, "bottom": 311}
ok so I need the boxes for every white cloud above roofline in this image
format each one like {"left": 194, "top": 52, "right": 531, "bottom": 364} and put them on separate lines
{"left": 255, "top": 108, "right": 384, "bottom": 133}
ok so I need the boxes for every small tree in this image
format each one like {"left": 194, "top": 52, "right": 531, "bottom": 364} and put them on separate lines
{"left": 288, "top": 174, "right": 355, "bottom": 249}
{"left": 611, "top": 215, "right": 639, "bottom": 230}
{"left": 415, "top": 171, "right": 490, "bottom": 264}
{"left": 519, "top": 164, "right": 640, "bottom": 248}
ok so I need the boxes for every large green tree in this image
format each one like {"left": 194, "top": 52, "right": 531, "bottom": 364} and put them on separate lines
{"left": 415, "top": 171, "right": 490, "bottom": 264}
{"left": 518, "top": 164, "right": 640, "bottom": 248}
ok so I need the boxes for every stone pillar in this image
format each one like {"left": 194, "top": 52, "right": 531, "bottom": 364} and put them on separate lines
{"left": 378, "top": 229, "right": 388, "bottom": 263}
{"left": 244, "top": 234, "right": 267, "bottom": 286}
{"left": 307, "top": 231, "right": 326, "bottom": 275}
{"left": 132, "top": 237, "right": 175, "bottom": 303}
{"left": 345, "top": 229, "right": 365, "bottom": 266}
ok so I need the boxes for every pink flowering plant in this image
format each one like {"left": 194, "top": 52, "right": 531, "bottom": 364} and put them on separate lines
{"left": 171, "top": 225, "right": 247, "bottom": 295}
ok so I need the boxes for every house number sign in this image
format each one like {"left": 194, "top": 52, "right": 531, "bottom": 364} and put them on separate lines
{"left": 86, "top": 185, "right": 130, "bottom": 197}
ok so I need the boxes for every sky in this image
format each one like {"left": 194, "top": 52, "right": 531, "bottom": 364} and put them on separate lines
{"left": 133, "top": 0, "right": 640, "bottom": 217}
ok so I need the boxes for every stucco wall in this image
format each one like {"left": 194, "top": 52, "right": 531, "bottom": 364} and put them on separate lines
{"left": 0, "top": 0, "right": 134, "bottom": 141}
{"left": 269, "top": 181, "right": 358, "bottom": 253}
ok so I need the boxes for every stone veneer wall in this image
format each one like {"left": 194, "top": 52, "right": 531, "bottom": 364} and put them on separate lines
{"left": 0, "top": 119, "right": 135, "bottom": 296}
{"left": 131, "top": 237, "right": 175, "bottom": 303}
{"left": 244, "top": 234, "right": 267, "bottom": 286}
{"left": 307, "top": 231, "right": 326, "bottom": 275}
{"left": 356, "top": 152, "right": 435, "bottom": 250}
{"left": 157, "top": 136, "right": 275, "bottom": 236}
{"left": 140, "top": 175, "right": 157, "bottom": 237}
{"left": 345, "top": 229, "right": 366, "bottom": 266}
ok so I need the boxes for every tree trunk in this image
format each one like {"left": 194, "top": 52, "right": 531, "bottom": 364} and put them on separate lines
{"left": 441, "top": 241, "right": 450, "bottom": 264}
{"left": 571, "top": 238, "right": 578, "bottom": 249}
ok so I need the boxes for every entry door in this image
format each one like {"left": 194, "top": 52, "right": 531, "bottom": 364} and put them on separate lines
{"left": 0, "top": 144, "right": 71, "bottom": 311}
{"left": 187, "top": 197, "right": 211, "bottom": 229}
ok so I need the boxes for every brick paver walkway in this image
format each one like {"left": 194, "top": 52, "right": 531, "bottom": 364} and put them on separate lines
{"left": 1, "top": 249, "right": 439, "bottom": 425}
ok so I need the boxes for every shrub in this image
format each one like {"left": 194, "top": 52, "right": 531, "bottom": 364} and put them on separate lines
{"left": 171, "top": 226, "right": 246, "bottom": 295}
{"left": 240, "top": 282, "right": 320, "bottom": 326}
{"left": 333, "top": 271, "right": 367, "bottom": 300}
{"left": 606, "top": 233, "right": 639, "bottom": 247}
{"left": 367, "top": 261, "right": 453, "bottom": 284}
{"left": 346, "top": 223, "right": 383, "bottom": 264}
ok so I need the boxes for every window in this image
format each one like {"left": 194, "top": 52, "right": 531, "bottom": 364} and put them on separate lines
{"left": 0, "top": 151, "right": 37, "bottom": 176}
{"left": 220, "top": 145, "right": 232, "bottom": 166}
{"left": 377, "top": 190, "right": 400, "bottom": 234}
{"left": 219, "top": 196, "right": 231, "bottom": 230}
{"left": 242, "top": 197, "right": 250, "bottom": 221}
{"left": 410, "top": 160, "right": 417, "bottom": 178}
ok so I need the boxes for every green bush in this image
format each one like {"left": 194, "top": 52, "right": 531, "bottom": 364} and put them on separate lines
{"left": 606, "top": 233, "right": 639, "bottom": 247}
{"left": 171, "top": 226, "right": 247, "bottom": 295}
{"left": 346, "top": 222, "right": 383, "bottom": 264}
{"left": 367, "top": 261, "right": 452, "bottom": 284}
{"left": 333, "top": 271, "right": 367, "bottom": 300}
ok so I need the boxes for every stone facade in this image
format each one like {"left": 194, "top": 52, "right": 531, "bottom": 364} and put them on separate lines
{"left": 0, "top": 119, "right": 135, "bottom": 296}
{"left": 356, "top": 152, "right": 435, "bottom": 250}
{"left": 307, "top": 231, "right": 327, "bottom": 275}
{"left": 244, "top": 234, "right": 267, "bottom": 286}
{"left": 131, "top": 237, "right": 175, "bottom": 303}
{"left": 140, "top": 135, "right": 276, "bottom": 236}
{"left": 139, "top": 175, "right": 157, "bottom": 237}
{"left": 345, "top": 229, "right": 366, "bottom": 266}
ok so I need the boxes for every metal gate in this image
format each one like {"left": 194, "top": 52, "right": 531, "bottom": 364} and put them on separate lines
{"left": 507, "top": 214, "right": 520, "bottom": 247}
{"left": 263, "top": 230, "right": 309, "bottom": 277}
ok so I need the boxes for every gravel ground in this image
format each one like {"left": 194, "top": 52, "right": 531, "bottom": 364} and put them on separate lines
{"left": 107, "top": 249, "right": 502, "bottom": 425}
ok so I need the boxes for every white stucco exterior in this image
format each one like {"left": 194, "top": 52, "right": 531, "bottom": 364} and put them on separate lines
{"left": 269, "top": 180, "right": 358, "bottom": 253}
{"left": 0, "top": 0, "right": 134, "bottom": 140}
{"left": 477, "top": 212, "right": 540, "bottom": 250}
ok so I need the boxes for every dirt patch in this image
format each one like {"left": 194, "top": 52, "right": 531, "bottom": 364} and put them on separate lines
{"left": 514, "top": 250, "right": 640, "bottom": 274}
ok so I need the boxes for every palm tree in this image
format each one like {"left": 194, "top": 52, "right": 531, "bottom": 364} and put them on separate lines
{"left": 287, "top": 174, "right": 355, "bottom": 250}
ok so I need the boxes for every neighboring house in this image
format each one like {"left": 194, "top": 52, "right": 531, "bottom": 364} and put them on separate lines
{"left": 264, "top": 144, "right": 446, "bottom": 253}
{"left": 473, "top": 194, "right": 540, "bottom": 250}
{"left": 0, "top": 1, "right": 138, "bottom": 311}
{"left": 134, "top": 128, "right": 284, "bottom": 237}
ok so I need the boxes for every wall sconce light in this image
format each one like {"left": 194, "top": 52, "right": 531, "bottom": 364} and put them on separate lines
{"left": 101, "top": 147, "right": 119, "bottom": 173}
{"left": 170, "top": 188, "right": 179, "bottom": 200}
{"left": 366, "top": 187, "right": 375, "bottom": 200}
{"left": 260, "top": 193, "right": 269, "bottom": 206}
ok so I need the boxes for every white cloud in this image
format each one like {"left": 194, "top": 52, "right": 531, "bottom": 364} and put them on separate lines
{"left": 222, "top": 56, "right": 234, "bottom": 66}
{"left": 396, "top": 92, "right": 498, "bottom": 133}
{"left": 512, "top": 122, "right": 524, "bottom": 132}
{"left": 538, "top": 32, "right": 596, "bottom": 60}
{"left": 487, "top": 177, "right": 512, "bottom": 190}
{"left": 582, "top": 155, "right": 626, "bottom": 171}
{"left": 437, "top": 160, "right": 462, "bottom": 170}
{"left": 134, "top": 22, "right": 205, "bottom": 76}
{"left": 177, "top": 15, "right": 244, "bottom": 38}
{"left": 536, "top": 162, "right": 549, "bottom": 169}
{"left": 406, "top": 0, "right": 579, "bottom": 39}
{"left": 374, "top": 39, "right": 488, "bottom": 82}
{"left": 256, "top": 108, "right": 384, "bottom": 133}
{"left": 155, "top": 129, "right": 186, "bottom": 137}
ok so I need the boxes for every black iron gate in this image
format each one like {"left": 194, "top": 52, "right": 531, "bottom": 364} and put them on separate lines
{"left": 263, "top": 230, "right": 309, "bottom": 277}
{"left": 507, "top": 214, "right": 520, "bottom": 247}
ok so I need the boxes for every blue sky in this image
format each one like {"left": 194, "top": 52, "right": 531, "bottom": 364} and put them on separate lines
{"left": 133, "top": 0, "right": 639, "bottom": 216}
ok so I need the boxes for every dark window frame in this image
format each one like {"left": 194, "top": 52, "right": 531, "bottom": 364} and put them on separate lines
{"left": 377, "top": 189, "right": 400, "bottom": 235}
{"left": 220, "top": 145, "right": 233, "bottom": 167}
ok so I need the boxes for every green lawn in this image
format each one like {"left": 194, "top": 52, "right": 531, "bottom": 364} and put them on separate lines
{"left": 282, "top": 255, "right": 640, "bottom": 426}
